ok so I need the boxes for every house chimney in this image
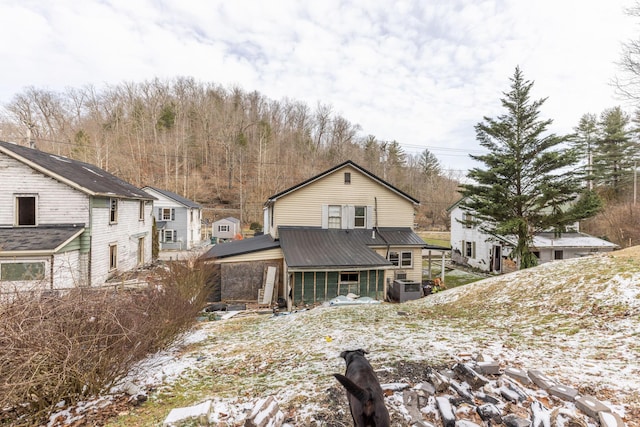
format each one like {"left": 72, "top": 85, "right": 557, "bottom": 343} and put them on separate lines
{"left": 26, "top": 125, "right": 36, "bottom": 149}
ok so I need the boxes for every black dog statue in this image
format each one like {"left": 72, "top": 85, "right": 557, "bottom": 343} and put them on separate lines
{"left": 333, "top": 349, "right": 391, "bottom": 427}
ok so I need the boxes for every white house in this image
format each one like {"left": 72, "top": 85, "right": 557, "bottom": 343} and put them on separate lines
{"left": 142, "top": 186, "right": 202, "bottom": 251}
{"left": 212, "top": 217, "right": 241, "bottom": 242}
{"left": 448, "top": 200, "right": 618, "bottom": 273}
{"left": 0, "top": 140, "right": 155, "bottom": 293}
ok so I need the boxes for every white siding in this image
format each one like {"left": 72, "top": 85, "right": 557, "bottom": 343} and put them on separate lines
{"left": 90, "top": 198, "right": 153, "bottom": 285}
{"left": 0, "top": 154, "right": 90, "bottom": 225}
{"left": 449, "top": 206, "right": 495, "bottom": 272}
{"left": 0, "top": 251, "right": 81, "bottom": 293}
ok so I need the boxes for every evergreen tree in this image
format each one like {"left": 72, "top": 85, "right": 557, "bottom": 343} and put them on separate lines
{"left": 572, "top": 113, "right": 598, "bottom": 189}
{"left": 418, "top": 148, "right": 442, "bottom": 179}
{"left": 593, "top": 107, "right": 638, "bottom": 198}
{"left": 460, "top": 67, "right": 601, "bottom": 269}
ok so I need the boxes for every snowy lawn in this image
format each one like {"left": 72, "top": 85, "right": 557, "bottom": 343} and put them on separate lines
{"left": 100, "top": 248, "right": 640, "bottom": 426}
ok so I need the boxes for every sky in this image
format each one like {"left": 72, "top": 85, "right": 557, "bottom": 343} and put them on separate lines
{"left": 0, "top": 0, "right": 638, "bottom": 173}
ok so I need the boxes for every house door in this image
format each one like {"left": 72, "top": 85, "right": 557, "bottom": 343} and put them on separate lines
{"left": 492, "top": 245, "right": 502, "bottom": 272}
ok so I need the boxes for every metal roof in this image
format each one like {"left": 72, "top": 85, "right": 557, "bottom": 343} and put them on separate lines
{"left": 0, "top": 141, "right": 155, "bottom": 200}
{"left": 278, "top": 227, "right": 426, "bottom": 270}
{"left": 0, "top": 225, "right": 85, "bottom": 254}
{"left": 142, "top": 186, "right": 201, "bottom": 208}
{"left": 201, "top": 234, "right": 280, "bottom": 259}
{"left": 265, "top": 160, "right": 420, "bottom": 205}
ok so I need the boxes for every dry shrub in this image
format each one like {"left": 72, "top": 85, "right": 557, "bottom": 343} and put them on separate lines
{"left": 0, "top": 259, "right": 216, "bottom": 425}
{"left": 582, "top": 201, "right": 640, "bottom": 248}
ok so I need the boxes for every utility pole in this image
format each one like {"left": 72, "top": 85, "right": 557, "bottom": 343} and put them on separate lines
{"left": 634, "top": 160, "right": 637, "bottom": 205}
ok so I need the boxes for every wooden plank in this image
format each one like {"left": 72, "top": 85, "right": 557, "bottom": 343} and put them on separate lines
{"left": 261, "top": 266, "right": 277, "bottom": 304}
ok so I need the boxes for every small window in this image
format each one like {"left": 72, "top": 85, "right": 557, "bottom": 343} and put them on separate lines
{"left": 0, "top": 262, "right": 45, "bottom": 281}
{"left": 340, "top": 272, "right": 359, "bottom": 282}
{"left": 463, "top": 212, "right": 473, "bottom": 229}
{"left": 137, "top": 237, "right": 145, "bottom": 265}
{"left": 389, "top": 251, "right": 399, "bottom": 266}
{"left": 16, "top": 195, "right": 37, "bottom": 226}
{"left": 109, "top": 198, "right": 118, "bottom": 224}
{"left": 354, "top": 206, "right": 366, "bottom": 228}
{"left": 554, "top": 250, "right": 563, "bottom": 260}
{"left": 109, "top": 244, "right": 118, "bottom": 271}
{"left": 344, "top": 172, "right": 351, "bottom": 184}
{"left": 139, "top": 201, "right": 145, "bottom": 221}
{"left": 465, "top": 242, "right": 476, "bottom": 258}
{"left": 218, "top": 224, "right": 230, "bottom": 232}
{"left": 163, "top": 230, "right": 177, "bottom": 242}
{"left": 390, "top": 251, "right": 412, "bottom": 267}
{"left": 328, "top": 205, "right": 342, "bottom": 229}
{"left": 161, "top": 208, "right": 174, "bottom": 221}
{"left": 401, "top": 251, "right": 412, "bottom": 267}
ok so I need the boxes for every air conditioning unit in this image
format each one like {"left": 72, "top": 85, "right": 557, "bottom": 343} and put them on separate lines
{"left": 394, "top": 271, "right": 407, "bottom": 280}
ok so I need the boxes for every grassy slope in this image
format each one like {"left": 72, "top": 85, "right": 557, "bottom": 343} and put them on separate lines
{"left": 109, "top": 248, "right": 640, "bottom": 426}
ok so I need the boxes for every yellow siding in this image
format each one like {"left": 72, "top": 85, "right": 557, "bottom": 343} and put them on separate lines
{"left": 273, "top": 165, "right": 415, "bottom": 235}
{"left": 213, "top": 248, "right": 283, "bottom": 264}
{"left": 375, "top": 247, "right": 423, "bottom": 283}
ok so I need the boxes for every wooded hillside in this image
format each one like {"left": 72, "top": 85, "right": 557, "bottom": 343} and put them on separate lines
{"left": 0, "top": 77, "right": 461, "bottom": 229}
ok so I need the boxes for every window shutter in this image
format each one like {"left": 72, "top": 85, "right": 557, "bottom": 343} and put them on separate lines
{"left": 340, "top": 205, "right": 355, "bottom": 229}
{"left": 462, "top": 240, "right": 466, "bottom": 256}
{"left": 346, "top": 205, "right": 354, "bottom": 229}
{"left": 158, "top": 208, "right": 162, "bottom": 218}
{"left": 472, "top": 241, "right": 476, "bottom": 258}
{"left": 366, "top": 205, "right": 374, "bottom": 229}
{"left": 171, "top": 209, "right": 175, "bottom": 220}
{"left": 321, "top": 205, "right": 328, "bottom": 229}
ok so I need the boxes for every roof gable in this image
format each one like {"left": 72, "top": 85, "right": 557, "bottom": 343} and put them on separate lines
{"left": 0, "top": 141, "right": 154, "bottom": 200}
{"left": 266, "top": 160, "right": 419, "bottom": 205}
{"left": 142, "top": 186, "right": 200, "bottom": 208}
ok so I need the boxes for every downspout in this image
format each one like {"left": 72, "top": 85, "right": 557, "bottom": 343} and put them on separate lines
{"left": 50, "top": 254, "right": 54, "bottom": 289}
{"left": 375, "top": 196, "right": 391, "bottom": 299}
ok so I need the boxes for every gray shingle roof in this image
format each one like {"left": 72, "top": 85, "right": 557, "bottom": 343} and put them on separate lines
{"left": 0, "top": 141, "right": 154, "bottom": 200}
{"left": 201, "top": 234, "right": 280, "bottom": 259}
{"left": 0, "top": 225, "right": 85, "bottom": 253}
{"left": 142, "top": 186, "right": 201, "bottom": 208}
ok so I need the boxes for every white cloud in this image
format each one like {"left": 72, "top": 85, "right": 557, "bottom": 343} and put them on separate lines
{"left": 0, "top": 0, "right": 637, "bottom": 172}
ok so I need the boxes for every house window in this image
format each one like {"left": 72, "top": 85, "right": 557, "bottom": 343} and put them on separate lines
{"left": 0, "top": 262, "right": 45, "bottom": 281}
{"left": 344, "top": 172, "right": 351, "bottom": 184}
{"left": 218, "top": 224, "right": 230, "bottom": 233}
{"left": 465, "top": 241, "right": 476, "bottom": 258}
{"left": 109, "top": 244, "right": 118, "bottom": 271}
{"left": 328, "top": 205, "right": 342, "bottom": 229}
{"left": 340, "top": 271, "right": 359, "bottom": 294}
{"left": 15, "top": 195, "right": 37, "bottom": 226}
{"left": 160, "top": 208, "right": 175, "bottom": 221}
{"left": 389, "top": 251, "right": 412, "bottom": 267}
{"left": 137, "top": 237, "right": 145, "bottom": 265}
{"left": 162, "top": 230, "right": 177, "bottom": 242}
{"left": 389, "top": 251, "right": 399, "bottom": 266}
{"left": 139, "top": 201, "right": 145, "bottom": 221}
{"left": 401, "top": 251, "right": 412, "bottom": 267}
{"left": 354, "top": 206, "right": 366, "bottom": 228}
{"left": 554, "top": 250, "right": 563, "bottom": 260}
{"left": 109, "top": 198, "right": 118, "bottom": 224}
{"left": 463, "top": 212, "right": 474, "bottom": 229}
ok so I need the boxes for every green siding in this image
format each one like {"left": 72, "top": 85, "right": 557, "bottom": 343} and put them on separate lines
{"left": 291, "top": 269, "right": 384, "bottom": 305}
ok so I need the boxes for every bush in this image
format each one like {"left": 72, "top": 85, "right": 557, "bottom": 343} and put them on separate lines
{"left": 0, "top": 259, "right": 216, "bottom": 425}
